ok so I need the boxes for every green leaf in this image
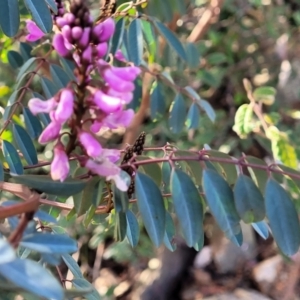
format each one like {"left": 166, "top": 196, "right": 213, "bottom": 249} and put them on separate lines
{"left": 162, "top": 161, "right": 171, "bottom": 192}
{"left": 73, "top": 177, "right": 101, "bottom": 216}
{"left": 252, "top": 221, "right": 269, "bottom": 240}
{"left": 11, "top": 175, "right": 87, "bottom": 196}
{"left": 72, "top": 278, "right": 101, "bottom": 300}
{"left": 41, "top": 77, "right": 59, "bottom": 98}
{"left": 184, "top": 86, "right": 201, "bottom": 101}
{"left": 0, "top": 162, "right": 4, "bottom": 181}
{"left": 169, "top": 93, "right": 186, "bottom": 134}
{"left": 153, "top": 19, "right": 187, "bottom": 61}
{"left": 265, "top": 178, "right": 300, "bottom": 256}
{"left": 0, "top": 258, "right": 63, "bottom": 300}
{"left": 50, "top": 64, "right": 71, "bottom": 89}
{"left": 13, "top": 124, "right": 38, "bottom": 165}
{"left": 111, "top": 18, "right": 125, "bottom": 55}
{"left": 233, "top": 175, "right": 265, "bottom": 223}
{"left": 186, "top": 102, "right": 200, "bottom": 129}
{"left": 114, "top": 212, "right": 127, "bottom": 242}
{"left": 204, "top": 150, "right": 238, "bottom": 185}
{"left": 245, "top": 156, "right": 268, "bottom": 194}
{"left": 7, "top": 51, "right": 23, "bottom": 68}
{"left": 135, "top": 172, "right": 165, "bottom": 247}
{"left": 16, "top": 57, "right": 36, "bottom": 82}
{"left": 0, "top": 239, "right": 16, "bottom": 264}
{"left": 23, "top": 107, "right": 43, "bottom": 139}
{"left": 126, "top": 210, "right": 140, "bottom": 247}
{"left": 171, "top": 169, "right": 203, "bottom": 247}
{"left": 174, "top": 150, "right": 202, "bottom": 184}
{"left": 253, "top": 86, "right": 276, "bottom": 105}
{"left": 193, "top": 233, "right": 204, "bottom": 251}
{"left": 142, "top": 20, "right": 156, "bottom": 62}
{"left": 20, "top": 42, "right": 33, "bottom": 61}
{"left": 137, "top": 156, "right": 162, "bottom": 187}
{"left": 112, "top": 182, "right": 129, "bottom": 213}
{"left": 3, "top": 140, "right": 23, "bottom": 175}
{"left": 0, "top": 0, "right": 20, "bottom": 37}
{"left": 196, "top": 99, "right": 216, "bottom": 122}
{"left": 64, "top": 288, "right": 93, "bottom": 298}
{"left": 24, "top": 0, "right": 53, "bottom": 33}
{"left": 45, "top": 0, "right": 58, "bottom": 14}
{"left": 61, "top": 254, "right": 83, "bottom": 278}
{"left": 163, "top": 211, "right": 176, "bottom": 252}
{"left": 185, "top": 43, "right": 200, "bottom": 69}
{"left": 202, "top": 169, "right": 242, "bottom": 246}
{"left": 127, "top": 19, "right": 143, "bottom": 66}
{"left": 206, "top": 52, "right": 227, "bottom": 64}
{"left": 233, "top": 104, "right": 254, "bottom": 138}
{"left": 150, "top": 81, "right": 165, "bottom": 120}
{"left": 20, "top": 233, "right": 77, "bottom": 254}
{"left": 59, "top": 57, "right": 76, "bottom": 81}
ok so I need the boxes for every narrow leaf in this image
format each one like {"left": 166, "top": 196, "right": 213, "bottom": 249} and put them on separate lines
{"left": 13, "top": 124, "right": 38, "bottom": 165}
{"left": 163, "top": 211, "right": 176, "bottom": 252}
{"left": 153, "top": 19, "right": 187, "bottom": 61}
{"left": 186, "top": 102, "right": 200, "bottom": 129}
{"left": 127, "top": 19, "right": 143, "bottom": 66}
{"left": 234, "top": 174, "right": 265, "bottom": 223}
{"left": 135, "top": 172, "right": 165, "bottom": 247}
{"left": 265, "top": 178, "right": 300, "bottom": 256}
{"left": 111, "top": 18, "right": 125, "bottom": 55}
{"left": 24, "top": 0, "right": 53, "bottom": 33}
{"left": 171, "top": 169, "right": 203, "bottom": 247}
{"left": 11, "top": 174, "right": 86, "bottom": 196}
{"left": 20, "top": 233, "right": 77, "bottom": 254}
{"left": 0, "top": 0, "right": 20, "bottom": 37}
{"left": 61, "top": 254, "right": 83, "bottom": 278}
{"left": 202, "top": 169, "right": 242, "bottom": 246}
{"left": 0, "top": 258, "right": 64, "bottom": 300}
{"left": 169, "top": 93, "right": 186, "bottom": 134}
{"left": 252, "top": 221, "right": 269, "bottom": 240}
{"left": 7, "top": 51, "right": 23, "bottom": 68}
{"left": 50, "top": 64, "right": 71, "bottom": 89}
{"left": 2, "top": 140, "right": 23, "bottom": 175}
{"left": 23, "top": 107, "right": 43, "bottom": 139}
{"left": 126, "top": 210, "right": 140, "bottom": 247}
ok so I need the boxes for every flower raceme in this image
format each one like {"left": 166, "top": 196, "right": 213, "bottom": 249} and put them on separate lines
{"left": 27, "top": 2, "right": 141, "bottom": 191}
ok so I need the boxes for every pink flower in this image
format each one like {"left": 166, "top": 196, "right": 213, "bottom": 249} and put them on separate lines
{"left": 26, "top": 20, "right": 45, "bottom": 42}
{"left": 28, "top": 98, "right": 57, "bottom": 115}
{"left": 85, "top": 157, "right": 120, "bottom": 177}
{"left": 111, "top": 66, "right": 141, "bottom": 81}
{"left": 115, "top": 50, "right": 126, "bottom": 62}
{"left": 53, "top": 33, "right": 70, "bottom": 57}
{"left": 96, "top": 43, "right": 108, "bottom": 58}
{"left": 101, "top": 149, "right": 120, "bottom": 163}
{"left": 79, "top": 131, "right": 102, "bottom": 157}
{"left": 54, "top": 89, "right": 74, "bottom": 123}
{"left": 99, "top": 18, "right": 115, "bottom": 42}
{"left": 38, "top": 121, "right": 61, "bottom": 144}
{"left": 51, "top": 144, "right": 69, "bottom": 181}
{"left": 78, "top": 28, "right": 91, "bottom": 48}
{"left": 72, "top": 26, "right": 83, "bottom": 40}
{"left": 107, "top": 88, "right": 133, "bottom": 104}
{"left": 82, "top": 45, "right": 92, "bottom": 63}
{"left": 93, "top": 90, "right": 122, "bottom": 113}
{"left": 102, "top": 109, "right": 134, "bottom": 129}
{"left": 103, "top": 68, "right": 135, "bottom": 93}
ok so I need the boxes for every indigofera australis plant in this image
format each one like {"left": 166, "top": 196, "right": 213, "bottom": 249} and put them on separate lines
{"left": 0, "top": 0, "right": 300, "bottom": 299}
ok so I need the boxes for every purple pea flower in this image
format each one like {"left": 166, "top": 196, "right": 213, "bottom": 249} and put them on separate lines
{"left": 38, "top": 121, "right": 61, "bottom": 144}
{"left": 54, "top": 89, "right": 74, "bottom": 123}
{"left": 26, "top": 20, "right": 45, "bottom": 42}
{"left": 53, "top": 33, "right": 70, "bottom": 57}
{"left": 51, "top": 144, "right": 70, "bottom": 181}
{"left": 99, "top": 18, "right": 115, "bottom": 42}
{"left": 79, "top": 131, "right": 102, "bottom": 157}
{"left": 28, "top": 97, "right": 57, "bottom": 115}
{"left": 93, "top": 90, "right": 122, "bottom": 113}
{"left": 102, "top": 68, "right": 135, "bottom": 93}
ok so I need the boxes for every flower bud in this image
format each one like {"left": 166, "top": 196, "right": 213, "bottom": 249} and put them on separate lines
{"left": 99, "top": 18, "right": 115, "bottom": 42}
{"left": 64, "top": 13, "right": 75, "bottom": 25}
{"left": 96, "top": 43, "right": 108, "bottom": 58}
{"left": 51, "top": 144, "right": 69, "bottom": 182}
{"left": 93, "top": 90, "right": 122, "bottom": 113}
{"left": 61, "top": 25, "right": 72, "bottom": 43}
{"left": 28, "top": 97, "right": 57, "bottom": 115}
{"left": 55, "top": 17, "right": 68, "bottom": 28}
{"left": 38, "top": 121, "right": 61, "bottom": 144}
{"left": 115, "top": 50, "right": 126, "bottom": 62}
{"left": 53, "top": 33, "right": 70, "bottom": 57}
{"left": 72, "top": 26, "right": 83, "bottom": 40}
{"left": 79, "top": 131, "right": 102, "bottom": 157}
{"left": 82, "top": 45, "right": 92, "bottom": 63}
{"left": 78, "top": 27, "right": 91, "bottom": 48}
{"left": 55, "top": 89, "right": 74, "bottom": 123}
